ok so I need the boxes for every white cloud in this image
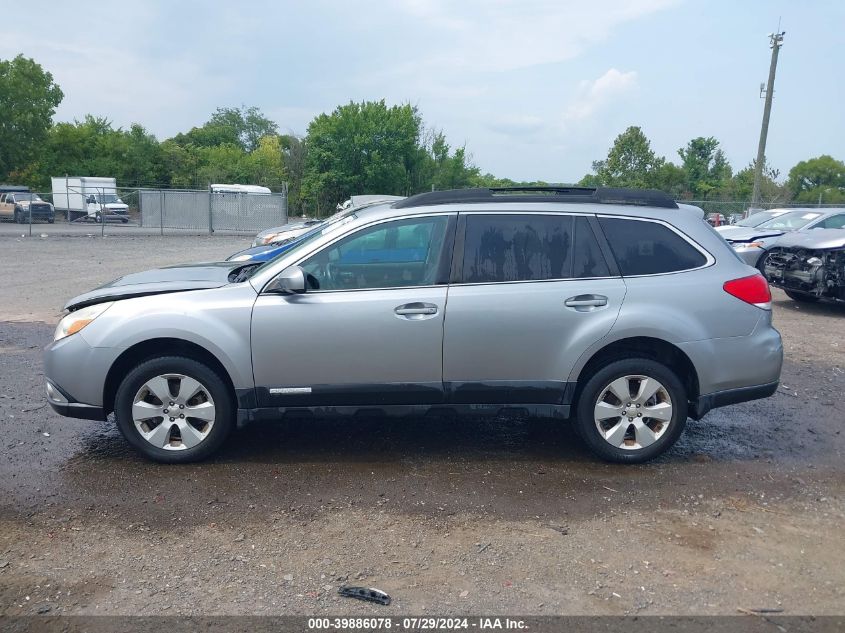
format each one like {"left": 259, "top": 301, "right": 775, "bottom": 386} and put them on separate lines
{"left": 563, "top": 68, "right": 639, "bottom": 123}
{"left": 392, "top": 0, "right": 678, "bottom": 73}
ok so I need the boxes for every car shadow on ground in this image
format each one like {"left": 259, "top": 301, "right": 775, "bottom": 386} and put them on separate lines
{"left": 771, "top": 294, "right": 845, "bottom": 316}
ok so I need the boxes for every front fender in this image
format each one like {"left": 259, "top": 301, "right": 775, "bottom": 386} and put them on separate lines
{"left": 80, "top": 284, "right": 257, "bottom": 390}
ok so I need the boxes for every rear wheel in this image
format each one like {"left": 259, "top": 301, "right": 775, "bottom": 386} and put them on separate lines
{"left": 575, "top": 358, "right": 687, "bottom": 463}
{"left": 784, "top": 289, "right": 819, "bottom": 303}
{"left": 114, "top": 356, "right": 234, "bottom": 463}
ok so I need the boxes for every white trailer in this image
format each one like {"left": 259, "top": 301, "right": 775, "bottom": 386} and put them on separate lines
{"left": 51, "top": 177, "right": 129, "bottom": 222}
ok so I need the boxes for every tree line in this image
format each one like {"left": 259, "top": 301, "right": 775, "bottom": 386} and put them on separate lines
{"left": 2, "top": 54, "right": 843, "bottom": 216}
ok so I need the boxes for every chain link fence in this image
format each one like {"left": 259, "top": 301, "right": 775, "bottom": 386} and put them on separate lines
{"left": 139, "top": 188, "right": 288, "bottom": 232}
{"left": 0, "top": 185, "right": 287, "bottom": 237}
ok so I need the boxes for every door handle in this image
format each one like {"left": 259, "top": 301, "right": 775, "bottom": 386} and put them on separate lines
{"left": 394, "top": 302, "right": 438, "bottom": 317}
{"left": 393, "top": 302, "right": 437, "bottom": 321}
{"left": 564, "top": 294, "right": 608, "bottom": 310}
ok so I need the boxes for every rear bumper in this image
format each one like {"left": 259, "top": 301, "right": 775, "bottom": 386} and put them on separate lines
{"left": 690, "top": 380, "right": 779, "bottom": 420}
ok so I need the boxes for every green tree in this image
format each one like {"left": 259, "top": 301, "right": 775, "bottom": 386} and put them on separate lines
{"left": 677, "top": 137, "right": 732, "bottom": 199}
{"left": 173, "top": 106, "right": 278, "bottom": 153}
{"left": 244, "top": 135, "right": 286, "bottom": 187}
{"left": 302, "top": 100, "right": 423, "bottom": 213}
{"left": 31, "top": 116, "right": 166, "bottom": 189}
{"left": 786, "top": 155, "right": 845, "bottom": 204}
{"left": 281, "top": 134, "right": 307, "bottom": 214}
{"left": 652, "top": 162, "right": 687, "bottom": 198}
{"left": 0, "top": 55, "right": 63, "bottom": 181}
{"left": 585, "top": 126, "right": 665, "bottom": 189}
{"left": 724, "top": 159, "right": 786, "bottom": 203}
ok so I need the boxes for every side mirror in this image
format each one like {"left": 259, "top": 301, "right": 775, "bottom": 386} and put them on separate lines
{"left": 87, "top": 196, "right": 96, "bottom": 204}
{"left": 265, "top": 265, "right": 307, "bottom": 295}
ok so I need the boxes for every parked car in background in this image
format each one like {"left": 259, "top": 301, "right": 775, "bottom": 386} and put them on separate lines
{"left": 240, "top": 195, "right": 406, "bottom": 262}
{"left": 0, "top": 191, "right": 55, "bottom": 223}
{"left": 251, "top": 218, "right": 323, "bottom": 247}
{"left": 45, "top": 186, "right": 782, "bottom": 465}
{"left": 716, "top": 209, "right": 791, "bottom": 232}
{"left": 719, "top": 208, "right": 845, "bottom": 268}
{"left": 251, "top": 195, "right": 405, "bottom": 248}
{"left": 762, "top": 228, "right": 845, "bottom": 305}
{"left": 706, "top": 213, "right": 727, "bottom": 227}
{"left": 51, "top": 177, "right": 129, "bottom": 222}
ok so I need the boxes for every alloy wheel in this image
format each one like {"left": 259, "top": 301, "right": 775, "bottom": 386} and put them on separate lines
{"left": 131, "top": 373, "right": 216, "bottom": 451}
{"left": 593, "top": 375, "right": 673, "bottom": 450}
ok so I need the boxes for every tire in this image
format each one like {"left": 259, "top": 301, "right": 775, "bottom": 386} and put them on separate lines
{"left": 114, "top": 355, "right": 234, "bottom": 463}
{"left": 14, "top": 209, "right": 21, "bottom": 224}
{"left": 575, "top": 358, "right": 687, "bottom": 464}
{"left": 784, "top": 289, "right": 819, "bottom": 303}
{"left": 755, "top": 251, "right": 770, "bottom": 275}
{"left": 95, "top": 212, "right": 102, "bottom": 223}
{"left": 47, "top": 216, "right": 54, "bottom": 224}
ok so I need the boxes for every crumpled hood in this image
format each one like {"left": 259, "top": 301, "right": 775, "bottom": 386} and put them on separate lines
{"left": 772, "top": 228, "right": 845, "bottom": 250}
{"left": 63, "top": 261, "right": 248, "bottom": 311}
{"left": 718, "top": 226, "right": 787, "bottom": 243}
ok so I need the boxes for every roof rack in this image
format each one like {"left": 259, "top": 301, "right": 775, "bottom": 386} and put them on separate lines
{"left": 392, "top": 186, "right": 678, "bottom": 210}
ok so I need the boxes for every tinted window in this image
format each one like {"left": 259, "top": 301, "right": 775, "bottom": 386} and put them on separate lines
{"left": 573, "top": 217, "right": 610, "bottom": 278}
{"left": 300, "top": 216, "right": 448, "bottom": 290}
{"left": 599, "top": 218, "right": 707, "bottom": 276}
{"left": 461, "top": 214, "right": 573, "bottom": 283}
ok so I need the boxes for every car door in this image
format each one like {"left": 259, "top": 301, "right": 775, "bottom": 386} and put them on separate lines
{"left": 442, "top": 212, "right": 626, "bottom": 406}
{"left": 0, "top": 194, "right": 11, "bottom": 219}
{"left": 250, "top": 214, "right": 455, "bottom": 408}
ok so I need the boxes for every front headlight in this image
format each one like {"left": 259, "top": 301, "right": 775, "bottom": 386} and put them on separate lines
{"left": 54, "top": 302, "right": 114, "bottom": 341}
{"left": 253, "top": 232, "right": 281, "bottom": 247}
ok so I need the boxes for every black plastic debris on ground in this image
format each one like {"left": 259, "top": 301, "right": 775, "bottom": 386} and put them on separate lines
{"left": 337, "top": 586, "right": 391, "bottom": 605}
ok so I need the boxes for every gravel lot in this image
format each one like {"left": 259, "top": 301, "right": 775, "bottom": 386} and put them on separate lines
{"left": 0, "top": 235, "right": 843, "bottom": 616}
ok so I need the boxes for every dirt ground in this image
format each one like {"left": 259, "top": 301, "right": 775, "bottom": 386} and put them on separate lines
{"left": 0, "top": 235, "right": 843, "bottom": 617}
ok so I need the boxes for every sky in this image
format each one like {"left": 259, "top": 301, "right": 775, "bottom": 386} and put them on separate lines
{"left": 2, "top": 0, "right": 844, "bottom": 183}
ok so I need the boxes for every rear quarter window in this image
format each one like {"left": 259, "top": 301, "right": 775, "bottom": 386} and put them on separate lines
{"left": 598, "top": 217, "right": 707, "bottom": 276}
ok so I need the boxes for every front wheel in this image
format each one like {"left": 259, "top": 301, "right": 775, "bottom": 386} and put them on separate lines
{"left": 575, "top": 358, "right": 687, "bottom": 463}
{"left": 114, "top": 356, "right": 234, "bottom": 463}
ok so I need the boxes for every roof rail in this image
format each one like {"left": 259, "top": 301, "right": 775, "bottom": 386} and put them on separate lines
{"left": 392, "top": 186, "right": 678, "bottom": 210}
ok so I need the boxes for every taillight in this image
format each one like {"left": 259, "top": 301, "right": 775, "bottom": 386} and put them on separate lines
{"left": 723, "top": 274, "right": 772, "bottom": 309}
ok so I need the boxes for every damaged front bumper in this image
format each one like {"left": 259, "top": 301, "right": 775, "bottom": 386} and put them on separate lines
{"left": 763, "top": 246, "right": 845, "bottom": 303}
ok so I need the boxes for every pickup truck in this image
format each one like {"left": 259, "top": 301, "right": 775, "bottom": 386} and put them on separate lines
{"left": 0, "top": 191, "right": 55, "bottom": 223}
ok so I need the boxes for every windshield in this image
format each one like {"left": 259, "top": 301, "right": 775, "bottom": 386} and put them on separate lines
{"left": 96, "top": 193, "right": 121, "bottom": 204}
{"left": 14, "top": 194, "right": 42, "bottom": 202}
{"left": 757, "top": 211, "right": 822, "bottom": 231}
{"left": 735, "top": 211, "right": 779, "bottom": 227}
{"left": 250, "top": 212, "right": 358, "bottom": 277}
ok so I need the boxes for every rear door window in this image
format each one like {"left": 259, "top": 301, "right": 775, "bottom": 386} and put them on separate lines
{"left": 598, "top": 217, "right": 707, "bottom": 276}
{"left": 461, "top": 214, "right": 573, "bottom": 283}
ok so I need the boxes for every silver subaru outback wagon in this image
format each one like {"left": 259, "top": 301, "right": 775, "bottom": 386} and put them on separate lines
{"left": 44, "top": 187, "right": 783, "bottom": 464}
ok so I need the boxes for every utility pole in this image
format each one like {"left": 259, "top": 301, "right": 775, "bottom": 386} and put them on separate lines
{"left": 751, "top": 30, "right": 785, "bottom": 208}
